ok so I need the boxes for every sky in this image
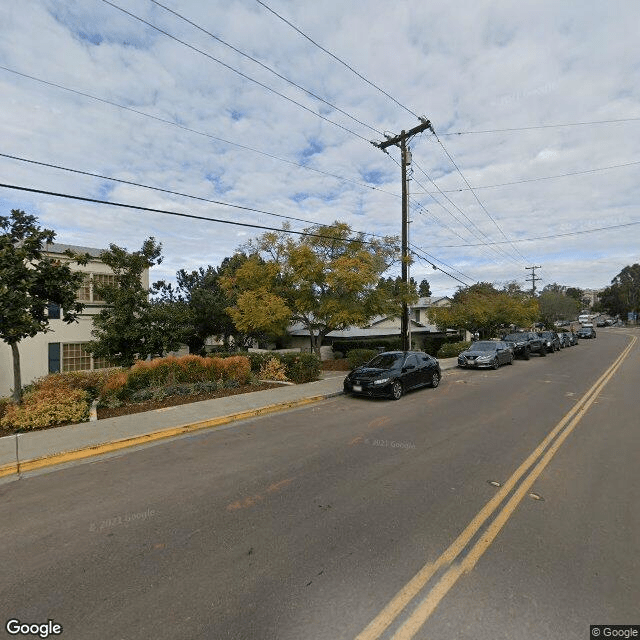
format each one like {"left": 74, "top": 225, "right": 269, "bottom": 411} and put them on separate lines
{"left": 1, "top": 0, "right": 639, "bottom": 297}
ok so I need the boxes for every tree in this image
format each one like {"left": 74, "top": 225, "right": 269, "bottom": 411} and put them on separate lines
{"left": 152, "top": 254, "right": 255, "bottom": 355}
{"left": 537, "top": 290, "right": 580, "bottom": 327}
{"left": 88, "top": 238, "right": 175, "bottom": 367}
{"left": 221, "top": 222, "right": 404, "bottom": 356}
{"left": 0, "top": 210, "right": 87, "bottom": 402}
{"left": 428, "top": 282, "right": 538, "bottom": 338}
{"left": 565, "top": 287, "right": 583, "bottom": 303}
{"left": 418, "top": 278, "right": 432, "bottom": 297}
{"left": 599, "top": 264, "right": 640, "bottom": 318}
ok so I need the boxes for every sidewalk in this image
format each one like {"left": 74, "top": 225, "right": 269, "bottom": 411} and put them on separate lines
{"left": 0, "top": 359, "right": 458, "bottom": 479}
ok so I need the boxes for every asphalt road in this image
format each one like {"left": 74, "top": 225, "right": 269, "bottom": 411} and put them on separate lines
{"left": 1, "top": 329, "right": 638, "bottom": 640}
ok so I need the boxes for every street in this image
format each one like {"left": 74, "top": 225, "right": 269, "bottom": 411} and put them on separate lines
{"left": 1, "top": 329, "right": 638, "bottom": 640}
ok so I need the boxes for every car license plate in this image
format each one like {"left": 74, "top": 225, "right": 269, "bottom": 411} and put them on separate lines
{"left": 353, "top": 385, "right": 362, "bottom": 392}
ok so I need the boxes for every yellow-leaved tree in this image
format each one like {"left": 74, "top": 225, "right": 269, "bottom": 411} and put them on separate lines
{"left": 221, "top": 222, "right": 407, "bottom": 355}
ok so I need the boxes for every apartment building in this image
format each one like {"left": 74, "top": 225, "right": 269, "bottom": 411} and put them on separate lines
{"left": 0, "top": 243, "right": 149, "bottom": 397}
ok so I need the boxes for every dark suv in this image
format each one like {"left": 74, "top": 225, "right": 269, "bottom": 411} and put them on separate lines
{"left": 503, "top": 331, "right": 546, "bottom": 359}
{"left": 538, "top": 331, "right": 561, "bottom": 353}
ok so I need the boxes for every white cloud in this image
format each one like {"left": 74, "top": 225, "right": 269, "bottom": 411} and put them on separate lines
{"left": 1, "top": 0, "right": 639, "bottom": 296}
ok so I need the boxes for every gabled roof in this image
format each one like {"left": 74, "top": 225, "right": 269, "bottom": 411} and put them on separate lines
{"left": 44, "top": 243, "right": 104, "bottom": 258}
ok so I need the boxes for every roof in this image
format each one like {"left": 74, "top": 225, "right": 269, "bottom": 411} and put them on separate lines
{"left": 44, "top": 243, "right": 104, "bottom": 258}
{"left": 413, "top": 296, "right": 452, "bottom": 307}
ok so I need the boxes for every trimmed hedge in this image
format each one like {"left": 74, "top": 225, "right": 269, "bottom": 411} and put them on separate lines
{"left": 1, "top": 387, "right": 90, "bottom": 430}
{"left": 346, "top": 349, "right": 378, "bottom": 369}
{"left": 437, "top": 341, "right": 471, "bottom": 358}
{"left": 205, "top": 351, "right": 320, "bottom": 383}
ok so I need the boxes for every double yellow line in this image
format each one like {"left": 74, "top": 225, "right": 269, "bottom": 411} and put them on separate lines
{"left": 355, "top": 334, "right": 636, "bottom": 640}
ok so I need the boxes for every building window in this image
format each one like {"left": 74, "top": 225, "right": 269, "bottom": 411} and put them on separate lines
{"left": 48, "top": 343, "right": 61, "bottom": 373}
{"left": 62, "top": 343, "right": 92, "bottom": 372}
{"left": 61, "top": 343, "right": 113, "bottom": 371}
{"left": 47, "top": 303, "right": 61, "bottom": 319}
{"left": 76, "top": 273, "right": 117, "bottom": 303}
{"left": 77, "top": 274, "right": 91, "bottom": 302}
{"left": 92, "top": 273, "right": 116, "bottom": 303}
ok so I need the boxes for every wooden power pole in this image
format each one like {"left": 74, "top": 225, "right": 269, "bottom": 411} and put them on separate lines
{"left": 374, "top": 118, "right": 431, "bottom": 351}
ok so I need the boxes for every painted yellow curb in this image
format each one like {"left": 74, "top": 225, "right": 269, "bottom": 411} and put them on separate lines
{"left": 3, "top": 394, "right": 333, "bottom": 477}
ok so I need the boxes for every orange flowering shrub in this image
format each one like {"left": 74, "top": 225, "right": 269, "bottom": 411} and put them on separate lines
{"left": 221, "top": 356, "right": 251, "bottom": 384}
{"left": 1, "top": 388, "right": 90, "bottom": 430}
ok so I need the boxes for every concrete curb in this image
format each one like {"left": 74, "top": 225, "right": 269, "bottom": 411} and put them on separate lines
{"left": 0, "top": 391, "right": 342, "bottom": 479}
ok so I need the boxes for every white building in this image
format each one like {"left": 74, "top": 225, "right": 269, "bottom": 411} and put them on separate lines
{"left": 0, "top": 243, "right": 148, "bottom": 397}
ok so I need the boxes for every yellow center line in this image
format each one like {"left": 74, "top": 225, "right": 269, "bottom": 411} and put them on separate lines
{"left": 355, "top": 334, "right": 636, "bottom": 640}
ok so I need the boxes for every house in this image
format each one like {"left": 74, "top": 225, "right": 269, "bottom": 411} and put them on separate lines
{"left": 0, "top": 243, "right": 149, "bottom": 397}
{"left": 286, "top": 296, "right": 454, "bottom": 354}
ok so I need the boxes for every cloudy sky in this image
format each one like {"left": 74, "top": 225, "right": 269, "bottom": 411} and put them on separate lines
{"left": 1, "top": 0, "right": 639, "bottom": 296}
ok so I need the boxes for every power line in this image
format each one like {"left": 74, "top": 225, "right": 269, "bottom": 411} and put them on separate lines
{"left": 441, "top": 116, "right": 640, "bottom": 136}
{"left": 434, "top": 219, "right": 640, "bottom": 246}
{"left": 101, "top": 0, "right": 372, "bottom": 144}
{"left": 410, "top": 159, "right": 640, "bottom": 193}
{"left": 0, "top": 65, "right": 400, "bottom": 200}
{"left": 255, "top": 0, "right": 420, "bottom": 120}
{"left": 148, "top": 0, "right": 384, "bottom": 137}
{"left": 0, "top": 181, "right": 475, "bottom": 287}
{"left": 0, "top": 152, "right": 320, "bottom": 227}
{"left": 429, "top": 128, "right": 530, "bottom": 264}
{"left": 410, "top": 250, "right": 472, "bottom": 288}
{"left": 409, "top": 243, "right": 477, "bottom": 284}
{"left": 410, "top": 158, "right": 524, "bottom": 266}
{"left": 0, "top": 181, "right": 379, "bottom": 242}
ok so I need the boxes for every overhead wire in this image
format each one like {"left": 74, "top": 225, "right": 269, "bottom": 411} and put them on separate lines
{"left": 410, "top": 159, "right": 640, "bottom": 193}
{"left": 0, "top": 66, "right": 400, "bottom": 200}
{"left": 255, "top": 0, "right": 420, "bottom": 120}
{"left": 101, "top": 0, "right": 372, "bottom": 144}
{"left": 0, "top": 180, "right": 476, "bottom": 286}
{"left": 441, "top": 116, "right": 640, "bottom": 136}
{"left": 428, "top": 129, "right": 530, "bottom": 264}
{"left": 147, "top": 0, "right": 385, "bottom": 137}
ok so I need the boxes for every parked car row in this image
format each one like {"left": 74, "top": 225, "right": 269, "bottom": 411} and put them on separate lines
{"left": 343, "top": 328, "right": 594, "bottom": 400}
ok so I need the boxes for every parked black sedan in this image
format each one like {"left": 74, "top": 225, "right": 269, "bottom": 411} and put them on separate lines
{"left": 343, "top": 351, "right": 441, "bottom": 400}
{"left": 538, "top": 331, "right": 561, "bottom": 352}
{"left": 457, "top": 341, "right": 514, "bottom": 369}
{"left": 576, "top": 326, "right": 597, "bottom": 339}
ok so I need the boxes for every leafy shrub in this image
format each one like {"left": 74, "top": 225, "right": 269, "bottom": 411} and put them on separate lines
{"left": 163, "top": 384, "right": 193, "bottom": 397}
{"left": 258, "top": 358, "right": 289, "bottom": 382}
{"left": 279, "top": 353, "right": 321, "bottom": 383}
{"left": 193, "top": 381, "right": 219, "bottom": 394}
{"left": 130, "top": 388, "right": 155, "bottom": 403}
{"left": 347, "top": 349, "right": 378, "bottom": 369}
{"left": 437, "top": 341, "right": 471, "bottom": 358}
{"left": 1, "top": 388, "right": 90, "bottom": 430}
{"left": 332, "top": 351, "right": 344, "bottom": 360}
{"left": 221, "top": 356, "right": 251, "bottom": 384}
{"left": 0, "top": 397, "right": 11, "bottom": 423}
{"left": 25, "top": 369, "right": 118, "bottom": 401}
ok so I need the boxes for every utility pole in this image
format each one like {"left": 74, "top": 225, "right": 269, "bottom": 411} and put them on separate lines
{"left": 525, "top": 265, "right": 542, "bottom": 295}
{"left": 373, "top": 118, "right": 431, "bottom": 351}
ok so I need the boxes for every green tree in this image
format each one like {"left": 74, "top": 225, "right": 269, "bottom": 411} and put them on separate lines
{"left": 418, "top": 278, "right": 432, "bottom": 297}
{"left": 222, "top": 222, "right": 404, "bottom": 355}
{"left": 599, "top": 264, "right": 640, "bottom": 318}
{"left": 428, "top": 282, "right": 538, "bottom": 338}
{"left": 537, "top": 290, "right": 580, "bottom": 327}
{"left": 565, "top": 287, "right": 583, "bottom": 303}
{"left": 88, "top": 238, "right": 175, "bottom": 367}
{"left": 0, "top": 210, "right": 87, "bottom": 402}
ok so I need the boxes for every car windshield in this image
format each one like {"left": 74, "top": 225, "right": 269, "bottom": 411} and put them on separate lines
{"left": 365, "top": 353, "right": 404, "bottom": 369}
{"left": 504, "top": 334, "right": 525, "bottom": 341}
{"left": 469, "top": 342, "right": 497, "bottom": 351}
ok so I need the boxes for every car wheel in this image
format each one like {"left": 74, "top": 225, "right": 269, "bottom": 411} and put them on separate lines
{"left": 391, "top": 380, "right": 403, "bottom": 400}
{"left": 430, "top": 371, "right": 440, "bottom": 388}
{"left": 508, "top": 354, "right": 514, "bottom": 365}
{"left": 523, "top": 347, "right": 530, "bottom": 360}
{"left": 540, "top": 345, "right": 547, "bottom": 357}
{"left": 492, "top": 358, "right": 499, "bottom": 370}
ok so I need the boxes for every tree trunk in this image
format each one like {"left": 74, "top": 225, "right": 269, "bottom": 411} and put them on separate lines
{"left": 11, "top": 341, "right": 22, "bottom": 404}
